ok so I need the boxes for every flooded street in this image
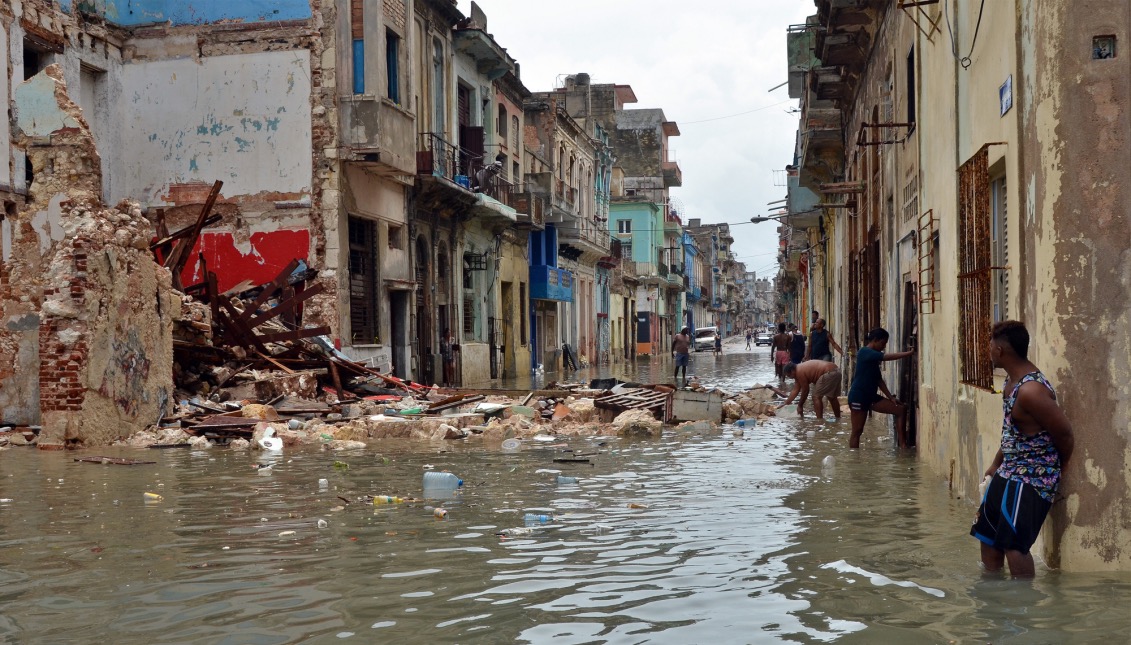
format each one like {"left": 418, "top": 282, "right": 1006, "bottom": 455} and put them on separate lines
{"left": 3, "top": 340, "right": 1130, "bottom": 644}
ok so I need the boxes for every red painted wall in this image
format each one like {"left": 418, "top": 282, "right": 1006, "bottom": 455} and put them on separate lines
{"left": 181, "top": 229, "right": 310, "bottom": 293}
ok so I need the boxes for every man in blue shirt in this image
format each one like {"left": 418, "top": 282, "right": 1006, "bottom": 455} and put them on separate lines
{"left": 847, "top": 328, "right": 915, "bottom": 449}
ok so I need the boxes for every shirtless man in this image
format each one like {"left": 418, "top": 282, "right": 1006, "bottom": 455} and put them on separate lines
{"left": 672, "top": 327, "right": 691, "bottom": 384}
{"left": 771, "top": 323, "right": 791, "bottom": 382}
{"left": 780, "top": 360, "right": 842, "bottom": 420}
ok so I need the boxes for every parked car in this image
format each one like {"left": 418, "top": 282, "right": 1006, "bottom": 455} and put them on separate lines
{"left": 693, "top": 326, "right": 719, "bottom": 352}
{"left": 755, "top": 332, "right": 772, "bottom": 346}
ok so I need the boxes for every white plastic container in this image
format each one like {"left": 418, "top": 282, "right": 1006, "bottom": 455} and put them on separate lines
{"left": 258, "top": 428, "right": 283, "bottom": 451}
{"left": 423, "top": 471, "right": 463, "bottom": 500}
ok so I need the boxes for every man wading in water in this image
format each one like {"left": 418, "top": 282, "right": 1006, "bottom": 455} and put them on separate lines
{"left": 971, "top": 320, "right": 1074, "bottom": 577}
{"left": 672, "top": 327, "right": 691, "bottom": 385}
{"left": 772, "top": 323, "right": 791, "bottom": 382}
{"left": 805, "top": 318, "right": 843, "bottom": 362}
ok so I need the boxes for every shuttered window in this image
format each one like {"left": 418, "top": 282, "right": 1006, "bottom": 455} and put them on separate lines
{"left": 349, "top": 216, "right": 378, "bottom": 344}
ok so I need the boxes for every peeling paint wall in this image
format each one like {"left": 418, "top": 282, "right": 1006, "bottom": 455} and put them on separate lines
{"left": 114, "top": 51, "right": 313, "bottom": 207}
{"left": 1019, "top": 0, "right": 1131, "bottom": 570}
{"left": 61, "top": 0, "right": 313, "bottom": 26}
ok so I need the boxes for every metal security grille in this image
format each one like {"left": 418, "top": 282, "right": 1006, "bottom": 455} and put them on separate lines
{"left": 957, "top": 143, "right": 1005, "bottom": 390}
{"left": 348, "top": 217, "right": 378, "bottom": 345}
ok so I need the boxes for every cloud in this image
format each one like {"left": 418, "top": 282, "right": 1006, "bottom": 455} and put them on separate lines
{"left": 461, "top": 0, "right": 814, "bottom": 279}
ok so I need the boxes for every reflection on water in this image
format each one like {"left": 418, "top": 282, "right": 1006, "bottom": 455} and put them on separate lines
{"left": 2, "top": 346, "right": 1130, "bottom": 644}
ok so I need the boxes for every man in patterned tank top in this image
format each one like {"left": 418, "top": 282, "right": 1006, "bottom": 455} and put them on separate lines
{"left": 971, "top": 321, "right": 1074, "bottom": 577}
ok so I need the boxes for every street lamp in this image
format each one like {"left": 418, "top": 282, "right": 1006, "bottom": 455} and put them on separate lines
{"left": 750, "top": 208, "right": 820, "bottom": 224}
{"left": 750, "top": 213, "right": 791, "bottom": 224}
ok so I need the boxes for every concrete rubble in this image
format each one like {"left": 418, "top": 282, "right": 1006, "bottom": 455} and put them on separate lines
{"left": 0, "top": 65, "right": 790, "bottom": 454}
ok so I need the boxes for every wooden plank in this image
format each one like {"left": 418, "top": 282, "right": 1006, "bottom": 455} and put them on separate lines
{"left": 149, "top": 214, "right": 222, "bottom": 250}
{"left": 256, "top": 352, "right": 296, "bottom": 374}
{"left": 254, "top": 326, "right": 332, "bottom": 345}
{"left": 245, "top": 282, "right": 325, "bottom": 328}
{"left": 165, "top": 181, "right": 223, "bottom": 290}
{"left": 427, "top": 394, "right": 485, "bottom": 414}
{"left": 237, "top": 258, "right": 301, "bottom": 325}
{"left": 329, "top": 359, "right": 345, "bottom": 402}
{"left": 75, "top": 456, "right": 157, "bottom": 465}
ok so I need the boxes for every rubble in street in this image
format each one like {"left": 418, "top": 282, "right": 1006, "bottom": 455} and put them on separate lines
{"left": 0, "top": 67, "right": 786, "bottom": 453}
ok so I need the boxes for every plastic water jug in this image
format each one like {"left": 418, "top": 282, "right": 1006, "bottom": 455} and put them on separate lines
{"left": 423, "top": 471, "right": 463, "bottom": 500}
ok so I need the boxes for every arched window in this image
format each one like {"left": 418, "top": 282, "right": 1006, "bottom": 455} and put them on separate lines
{"left": 512, "top": 115, "right": 520, "bottom": 150}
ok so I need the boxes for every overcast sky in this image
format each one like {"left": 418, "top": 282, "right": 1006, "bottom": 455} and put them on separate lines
{"left": 459, "top": 0, "right": 814, "bottom": 280}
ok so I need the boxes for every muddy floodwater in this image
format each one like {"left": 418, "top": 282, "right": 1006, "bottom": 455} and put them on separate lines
{"left": 3, "top": 341, "right": 1131, "bottom": 643}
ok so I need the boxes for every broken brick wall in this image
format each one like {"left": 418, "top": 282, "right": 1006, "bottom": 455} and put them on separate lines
{"left": 1, "top": 64, "right": 176, "bottom": 446}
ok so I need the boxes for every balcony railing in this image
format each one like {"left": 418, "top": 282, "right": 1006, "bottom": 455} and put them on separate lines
{"left": 416, "top": 132, "right": 480, "bottom": 186}
{"left": 529, "top": 264, "right": 573, "bottom": 302}
{"left": 657, "top": 262, "right": 669, "bottom": 278}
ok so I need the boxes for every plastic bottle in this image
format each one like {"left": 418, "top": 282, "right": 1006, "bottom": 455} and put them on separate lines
{"left": 497, "top": 527, "right": 534, "bottom": 538}
{"left": 524, "top": 513, "right": 553, "bottom": 523}
{"left": 143, "top": 492, "right": 163, "bottom": 501}
{"left": 422, "top": 471, "right": 463, "bottom": 490}
{"left": 373, "top": 495, "right": 405, "bottom": 505}
{"left": 979, "top": 474, "right": 992, "bottom": 500}
{"left": 556, "top": 475, "right": 579, "bottom": 485}
{"left": 433, "top": 507, "right": 448, "bottom": 519}
{"left": 736, "top": 419, "right": 746, "bottom": 427}
{"left": 318, "top": 478, "right": 329, "bottom": 490}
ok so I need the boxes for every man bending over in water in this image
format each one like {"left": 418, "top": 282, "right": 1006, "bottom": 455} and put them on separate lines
{"left": 780, "top": 360, "right": 842, "bottom": 421}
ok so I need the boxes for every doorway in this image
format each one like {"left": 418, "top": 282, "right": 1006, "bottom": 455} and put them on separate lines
{"left": 899, "top": 281, "right": 919, "bottom": 446}
{"left": 501, "top": 281, "right": 514, "bottom": 378}
{"left": 390, "top": 290, "right": 408, "bottom": 379}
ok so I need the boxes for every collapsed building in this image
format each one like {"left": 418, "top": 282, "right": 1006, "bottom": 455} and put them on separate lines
{"left": 0, "top": 63, "right": 176, "bottom": 448}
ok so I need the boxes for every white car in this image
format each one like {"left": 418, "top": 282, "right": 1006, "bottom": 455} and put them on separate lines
{"left": 693, "top": 327, "right": 719, "bottom": 351}
{"left": 755, "top": 332, "right": 772, "bottom": 346}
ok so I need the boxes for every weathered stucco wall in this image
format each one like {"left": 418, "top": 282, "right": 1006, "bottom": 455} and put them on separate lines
{"left": 1020, "top": 0, "right": 1131, "bottom": 570}
{"left": 0, "top": 22, "right": 10, "bottom": 190}
{"left": 114, "top": 51, "right": 313, "bottom": 208}
{"left": 1, "top": 65, "right": 174, "bottom": 443}
{"left": 60, "top": 0, "right": 312, "bottom": 26}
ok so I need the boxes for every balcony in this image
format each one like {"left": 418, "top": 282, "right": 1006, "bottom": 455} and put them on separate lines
{"left": 416, "top": 132, "right": 478, "bottom": 208}
{"left": 340, "top": 97, "right": 416, "bottom": 176}
{"left": 598, "top": 238, "right": 623, "bottom": 269}
{"left": 552, "top": 177, "right": 579, "bottom": 219}
{"left": 529, "top": 264, "right": 573, "bottom": 302}
{"left": 664, "top": 210, "right": 682, "bottom": 233}
{"left": 662, "top": 160, "right": 683, "bottom": 187}
{"left": 509, "top": 185, "right": 546, "bottom": 230}
{"left": 686, "top": 284, "right": 703, "bottom": 302}
{"left": 665, "top": 263, "right": 684, "bottom": 289}
{"left": 559, "top": 218, "right": 611, "bottom": 264}
{"left": 453, "top": 28, "right": 513, "bottom": 81}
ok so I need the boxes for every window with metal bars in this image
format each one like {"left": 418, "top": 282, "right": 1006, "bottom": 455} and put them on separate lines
{"left": 348, "top": 216, "right": 378, "bottom": 344}
{"left": 463, "top": 295, "right": 475, "bottom": 335}
{"left": 957, "top": 143, "right": 1003, "bottom": 390}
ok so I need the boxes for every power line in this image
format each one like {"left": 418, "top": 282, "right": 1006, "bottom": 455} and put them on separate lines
{"left": 680, "top": 100, "right": 794, "bottom": 125}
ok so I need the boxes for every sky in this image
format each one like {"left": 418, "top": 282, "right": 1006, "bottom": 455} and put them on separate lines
{"left": 458, "top": 0, "right": 815, "bottom": 281}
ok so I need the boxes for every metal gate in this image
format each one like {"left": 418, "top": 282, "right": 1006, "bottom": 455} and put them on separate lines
{"left": 487, "top": 316, "right": 499, "bottom": 379}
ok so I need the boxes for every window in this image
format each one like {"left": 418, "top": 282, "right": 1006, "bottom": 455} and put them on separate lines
{"left": 519, "top": 282, "right": 528, "bottom": 344}
{"left": 991, "top": 176, "right": 1008, "bottom": 322}
{"left": 388, "top": 223, "right": 403, "bottom": 249}
{"left": 432, "top": 39, "right": 445, "bottom": 132}
{"left": 386, "top": 30, "right": 400, "bottom": 103}
{"left": 497, "top": 103, "right": 508, "bottom": 144}
{"left": 463, "top": 295, "right": 475, "bottom": 335}
{"left": 617, "top": 219, "right": 631, "bottom": 234}
{"left": 512, "top": 115, "right": 520, "bottom": 150}
{"left": 351, "top": 0, "right": 364, "bottom": 94}
{"left": 906, "top": 45, "right": 916, "bottom": 125}
{"left": 348, "top": 216, "right": 378, "bottom": 344}
{"left": 957, "top": 144, "right": 1001, "bottom": 390}
{"left": 513, "top": 161, "right": 520, "bottom": 184}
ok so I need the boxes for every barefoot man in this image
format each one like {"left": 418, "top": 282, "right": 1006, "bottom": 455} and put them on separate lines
{"left": 971, "top": 321, "right": 1073, "bottom": 578}
{"left": 847, "top": 328, "right": 915, "bottom": 448}
{"left": 780, "top": 360, "right": 842, "bottom": 421}
{"left": 772, "top": 323, "right": 791, "bottom": 382}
